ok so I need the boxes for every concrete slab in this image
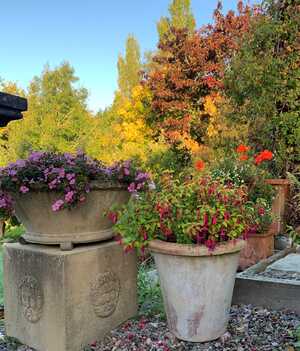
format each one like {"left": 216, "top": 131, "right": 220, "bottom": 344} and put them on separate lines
{"left": 233, "top": 249, "right": 300, "bottom": 314}
{"left": 266, "top": 253, "right": 300, "bottom": 274}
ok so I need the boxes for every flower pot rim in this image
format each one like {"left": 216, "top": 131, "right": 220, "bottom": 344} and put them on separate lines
{"left": 148, "top": 239, "right": 245, "bottom": 257}
{"left": 250, "top": 226, "right": 276, "bottom": 238}
{"left": 266, "top": 178, "right": 290, "bottom": 186}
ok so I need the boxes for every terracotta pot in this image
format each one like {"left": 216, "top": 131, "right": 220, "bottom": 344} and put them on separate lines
{"left": 238, "top": 226, "right": 275, "bottom": 270}
{"left": 11, "top": 181, "right": 129, "bottom": 247}
{"left": 149, "top": 239, "right": 245, "bottom": 342}
{"left": 266, "top": 179, "right": 290, "bottom": 235}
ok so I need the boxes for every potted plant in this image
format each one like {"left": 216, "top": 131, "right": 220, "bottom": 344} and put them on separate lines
{"left": 211, "top": 145, "right": 276, "bottom": 269}
{"left": 0, "top": 151, "right": 150, "bottom": 249}
{"left": 110, "top": 170, "right": 256, "bottom": 342}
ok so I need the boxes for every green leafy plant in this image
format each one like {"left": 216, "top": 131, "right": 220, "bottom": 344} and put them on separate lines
{"left": 286, "top": 170, "right": 300, "bottom": 230}
{"left": 211, "top": 145, "right": 274, "bottom": 233}
{"left": 137, "top": 258, "right": 164, "bottom": 317}
{"left": 110, "top": 171, "right": 261, "bottom": 252}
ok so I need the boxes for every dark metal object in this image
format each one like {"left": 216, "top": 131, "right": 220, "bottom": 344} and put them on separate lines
{"left": 0, "top": 92, "right": 28, "bottom": 127}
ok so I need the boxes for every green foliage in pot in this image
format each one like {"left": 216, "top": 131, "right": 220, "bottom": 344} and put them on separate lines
{"left": 210, "top": 144, "right": 274, "bottom": 233}
{"left": 109, "top": 169, "right": 267, "bottom": 252}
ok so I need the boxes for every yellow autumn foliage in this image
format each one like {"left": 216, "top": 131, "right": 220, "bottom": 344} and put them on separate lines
{"left": 86, "top": 85, "right": 167, "bottom": 165}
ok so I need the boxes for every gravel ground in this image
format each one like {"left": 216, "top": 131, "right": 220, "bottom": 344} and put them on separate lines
{"left": 256, "top": 270, "right": 300, "bottom": 281}
{"left": 0, "top": 305, "right": 299, "bottom": 350}
{"left": 90, "top": 305, "right": 300, "bottom": 351}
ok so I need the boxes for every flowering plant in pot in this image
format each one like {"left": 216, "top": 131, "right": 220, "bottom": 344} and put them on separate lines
{"left": 110, "top": 170, "right": 256, "bottom": 342}
{"left": 0, "top": 151, "right": 150, "bottom": 249}
{"left": 211, "top": 145, "right": 276, "bottom": 269}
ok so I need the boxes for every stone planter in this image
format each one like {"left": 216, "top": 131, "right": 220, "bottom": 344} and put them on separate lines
{"left": 11, "top": 182, "right": 129, "bottom": 248}
{"left": 266, "top": 179, "right": 290, "bottom": 235}
{"left": 149, "top": 239, "right": 245, "bottom": 342}
{"left": 239, "top": 226, "right": 276, "bottom": 270}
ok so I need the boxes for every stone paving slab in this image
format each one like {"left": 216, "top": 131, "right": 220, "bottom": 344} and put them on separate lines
{"left": 266, "top": 253, "right": 300, "bottom": 273}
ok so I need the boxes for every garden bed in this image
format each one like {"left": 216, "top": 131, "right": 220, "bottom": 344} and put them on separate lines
{"left": 233, "top": 248, "right": 300, "bottom": 314}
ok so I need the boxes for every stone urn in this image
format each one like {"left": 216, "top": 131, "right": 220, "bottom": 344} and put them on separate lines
{"left": 266, "top": 179, "right": 290, "bottom": 235}
{"left": 238, "top": 225, "right": 276, "bottom": 270}
{"left": 12, "top": 181, "right": 130, "bottom": 249}
{"left": 149, "top": 239, "right": 245, "bottom": 342}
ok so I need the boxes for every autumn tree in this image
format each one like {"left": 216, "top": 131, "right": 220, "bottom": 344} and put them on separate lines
{"left": 144, "top": 1, "right": 253, "bottom": 153}
{"left": 117, "top": 35, "right": 142, "bottom": 99}
{"left": 157, "top": 0, "right": 196, "bottom": 41}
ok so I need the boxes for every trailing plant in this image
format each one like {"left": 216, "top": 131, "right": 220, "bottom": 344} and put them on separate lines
{"left": 0, "top": 151, "right": 150, "bottom": 220}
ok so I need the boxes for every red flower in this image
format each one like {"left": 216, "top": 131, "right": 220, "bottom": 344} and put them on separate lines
{"left": 255, "top": 150, "right": 273, "bottom": 165}
{"left": 239, "top": 154, "right": 249, "bottom": 161}
{"left": 205, "top": 239, "right": 216, "bottom": 251}
{"left": 236, "top": 144, "right": 250, "bottom": 153}
{"left": 108, "top": 211, "right": 118, "bottom": 224}
{"left": 211, "top": 215, "right": 217, "bottom": 225}
{"left": 195, "top": 160, "right": 205, "bottom": 172}
{"left": 203, "top": 213, "right": 209, "bottom": 227}
{"left": 258, "top": 207, "right": 265, "bottom": 216}
{"left": 224, "top": 212, "right": 230, "bottom": 220}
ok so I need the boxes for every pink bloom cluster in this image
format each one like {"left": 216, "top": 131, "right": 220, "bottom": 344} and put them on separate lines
{"left": 0, "top": 151, "right": 151, "bottom": 217}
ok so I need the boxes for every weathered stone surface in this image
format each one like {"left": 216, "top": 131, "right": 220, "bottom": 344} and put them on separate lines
{"left": 266, "top": 253, "right": 300, "bottom": 274}
{"left": 4, "top": 241, "right": 137, "bottom": 351}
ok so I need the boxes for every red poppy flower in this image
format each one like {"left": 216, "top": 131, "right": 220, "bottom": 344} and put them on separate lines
{"left": 195, "top": 160, "right": 205, "bottom": 171}
{"left": 236, "top": 144, "right": 250, "bottom": 153}
{"left": 255, "top": 150, "right": 273, "bottom": 165}
{"left": 239, "top": 154, "right": 249, "bottom": 161}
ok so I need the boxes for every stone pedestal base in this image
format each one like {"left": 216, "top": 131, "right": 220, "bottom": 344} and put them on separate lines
{"left": 4, "top": 241, "right": 137, "bottom": 351}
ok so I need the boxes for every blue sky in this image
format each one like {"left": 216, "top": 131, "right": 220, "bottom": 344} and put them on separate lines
{"left": 1, "top": 0, "right": 254, "bottom": 112}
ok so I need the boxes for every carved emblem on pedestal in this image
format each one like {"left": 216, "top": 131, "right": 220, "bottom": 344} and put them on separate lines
{"left": 91, "top": 271, "right": 120, "bottom": 318}
{"left": 19, "top": 275, "right": 43, "bottom": 323}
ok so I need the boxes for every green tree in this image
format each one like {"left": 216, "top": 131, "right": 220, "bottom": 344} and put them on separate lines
{"left": 225, "top": 0, "right": 300, "bottom": 176}
{"left": 157, "top": 0, "right": 196, "bottom": 41}
{"left": 117, "top": 35, "right": 142, "bottom": 99}
{"left": 1, "top": 62, "right": 93, "bottom": 164}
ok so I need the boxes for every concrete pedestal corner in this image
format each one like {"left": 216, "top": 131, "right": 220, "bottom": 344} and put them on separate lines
{"left": 3, "top": 241, "right": 137, "bottom": 351}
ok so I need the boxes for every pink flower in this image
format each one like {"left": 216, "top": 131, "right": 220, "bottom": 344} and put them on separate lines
{"left": 224, "top": 212, "right": 230, "bottom": 221}
{"left": 108, "top": 211, "right": 118, "bottom": 224}
{"left": 128, "top": 183, "right": 136, "bottom": 193}
{"left": 52, "top": 199, "right": 64, "bottom": 212}
{"left": 205, "top": 239, "right": 216, "bottom": 251}
{"left": 19, "top": 185, "right": 29, "bottom": 194}
{"left": 211, "top": 215, "right": 217, "bottom": 225}
{"left": 65, "top": 191, "right": 75, "bottom": 203}
{"left": 258, "top": 207, "right": 265, "bottom": 216}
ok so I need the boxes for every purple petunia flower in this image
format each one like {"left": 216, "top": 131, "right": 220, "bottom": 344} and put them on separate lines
{"left": 19, "top": 185, "right": 29, "bottom": 194}
{"left": 65, "top": 191, "right": 75, "bottom": 203}
{"left": 52, "top": 199, "right": 64, "bottom": 212}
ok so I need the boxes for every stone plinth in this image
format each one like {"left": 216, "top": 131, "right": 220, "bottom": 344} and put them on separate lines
{"left": 4, "top": 241, "right": 137, "bottom": 351}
